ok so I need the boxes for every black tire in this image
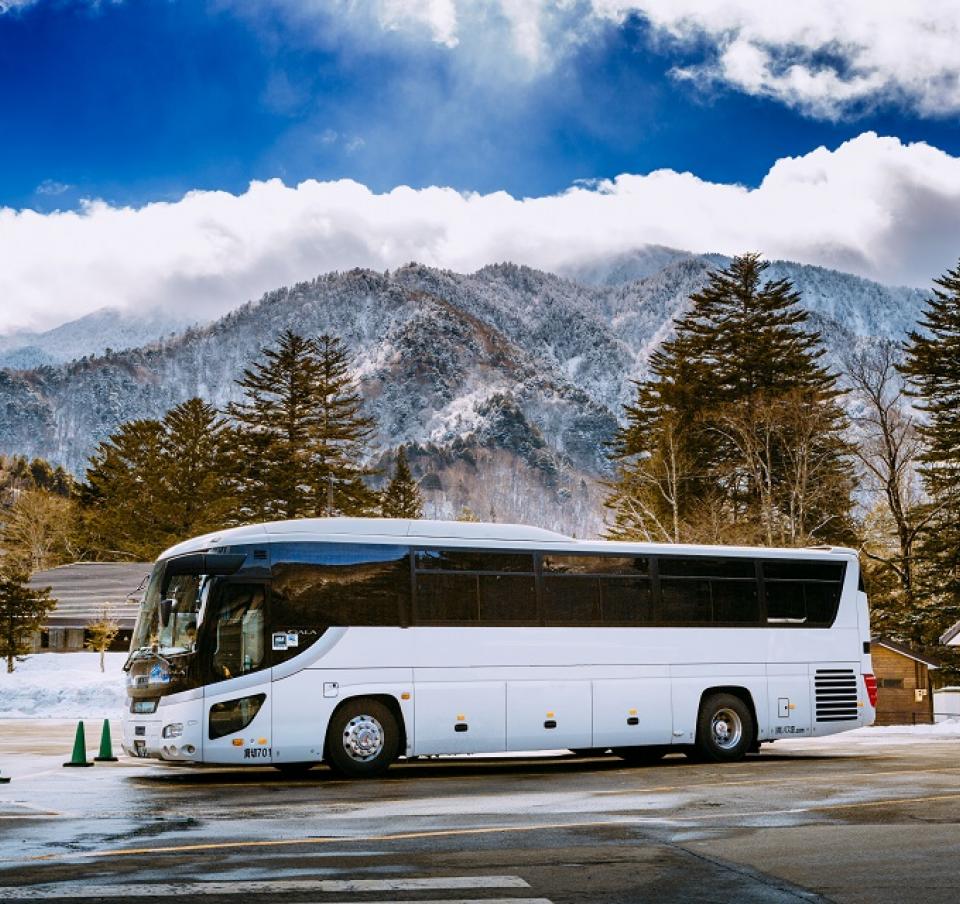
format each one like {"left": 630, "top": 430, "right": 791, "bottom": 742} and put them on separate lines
{"left": 273, "top": 762, "right": 316, "bottom": 777}
{"left": 695, "top": 693, "right": 754, "bottom": 762}
{"left": 325, "top": 698, "right": 400, "bottom": 778}
{"left": 614, "top": 746, "right": 667, "bottom": 765}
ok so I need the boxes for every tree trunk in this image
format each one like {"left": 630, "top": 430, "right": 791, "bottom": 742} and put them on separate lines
{"left": 100, "top": 648, "right": 105, "bottom": 673}
{"left": 6, "top": 654, "right": 13, "bottom": 674}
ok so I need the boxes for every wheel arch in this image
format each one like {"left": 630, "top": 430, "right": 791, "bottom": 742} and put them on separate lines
{"left": 324, "top": 693, "right": 408, "bottom": 758}
{"left": 697, "top": 685, "right": 759, "bottom": 743}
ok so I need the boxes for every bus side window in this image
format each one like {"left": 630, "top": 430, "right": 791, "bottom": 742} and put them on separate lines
{"left": 763, "top": 561, "right": 846, "bottom": 627}
{"left": 269, "top": 542, "right": 411, "bottom": 660}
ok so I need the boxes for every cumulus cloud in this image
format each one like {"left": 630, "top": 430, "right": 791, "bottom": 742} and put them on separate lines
{"left": 1, "top": 132, "right": 959, "bottom": 333}
{"left": 245, "top": 1, "right": 960, "bottom": 118}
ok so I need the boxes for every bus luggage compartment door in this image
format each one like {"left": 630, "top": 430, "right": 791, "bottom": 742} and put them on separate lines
{"left": 413, "top": 680, "right": 506, "bottom": 755}
{"left": 592, "top": 677, "right": 673, "bottom": 748}
{"left": 506, "top": 680, "right": 592, "bottom": 752}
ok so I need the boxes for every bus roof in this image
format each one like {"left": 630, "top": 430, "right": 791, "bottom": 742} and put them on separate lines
{"left": 157, "top": 517, "right": 858, "bottom": 562}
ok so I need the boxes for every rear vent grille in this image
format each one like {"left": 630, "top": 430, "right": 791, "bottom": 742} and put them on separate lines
{"left": 815, "top": 669, "right": 859, "bottom": 722}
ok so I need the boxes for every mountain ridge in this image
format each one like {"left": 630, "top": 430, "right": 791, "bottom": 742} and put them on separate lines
{"left": 0, "top": 253, "right": 930, "bottom": 536}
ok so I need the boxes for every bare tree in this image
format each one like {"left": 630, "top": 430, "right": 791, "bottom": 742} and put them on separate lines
{"left": 605, "top": 415, "right": 694, "bottom": 543}
{"left": 85, "top": 607, "right": 120, "bottom": 673}
{"left": 843, "top": 340, "right": 933, "bottom": 598}
{"left": 0, "top": 489, "right": 77, "bottom": 572}
{"left": 711, "top": 391, "right": 851, "bottom": 547}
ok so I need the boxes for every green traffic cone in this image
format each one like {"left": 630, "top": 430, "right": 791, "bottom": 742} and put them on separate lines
{"left": 94, "top": 719, "right": 118, "bottom": 762}
{"left": 63, "top": 721, "right": 93, "bottom": 767}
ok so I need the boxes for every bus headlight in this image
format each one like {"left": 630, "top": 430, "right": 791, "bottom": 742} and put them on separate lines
{"left": 162, "top": 723, "right": 183, "bottom": 739}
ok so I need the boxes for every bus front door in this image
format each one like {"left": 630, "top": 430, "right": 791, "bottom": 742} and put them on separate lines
{"left": 201, "top": 580, "right": 273, "bottom": 764}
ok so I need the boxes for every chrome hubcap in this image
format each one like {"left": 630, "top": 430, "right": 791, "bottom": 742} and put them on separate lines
{"left": 342, "top": 714, "right": 384, "bottom": 762}
{"left": 711, "top": 708, "right": 743, "bottom": 750}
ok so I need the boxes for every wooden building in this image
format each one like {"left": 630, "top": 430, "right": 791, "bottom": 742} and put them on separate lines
{"left": 27, "top": 561, "right": 152, "bottom": 652}
{"left": 872, "top": 637, "right": 940, "bottom": 726}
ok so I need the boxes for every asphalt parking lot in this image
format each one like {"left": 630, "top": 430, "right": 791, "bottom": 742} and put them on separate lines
{"left": 1, "top": 721, "right": 959, "bottom": 904}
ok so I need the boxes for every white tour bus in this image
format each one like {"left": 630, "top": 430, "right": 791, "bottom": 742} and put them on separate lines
{"left": 122, "top": 517, "right": 877, "bottom": 777}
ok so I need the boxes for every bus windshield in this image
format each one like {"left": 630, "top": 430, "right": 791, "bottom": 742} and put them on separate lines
{"left": 129, "top": 563, "right": 208, "bottom": 657}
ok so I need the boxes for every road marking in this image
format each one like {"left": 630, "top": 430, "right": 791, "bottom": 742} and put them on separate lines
{"left": 0, "top": 876, "right": 532, "bottom": 899}
{"left": 22, "top": 821, "right": 616, "bottom": 860}
{"left": 13, "top": 790, "right": 960, "bottom": 863}
{"left": 595, "top": 765, "right": 960, "bottom": 796}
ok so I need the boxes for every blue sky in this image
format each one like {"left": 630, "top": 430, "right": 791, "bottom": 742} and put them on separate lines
{"left": 3, "top": 0, "right": 960, "bottom": 211}
{"left": 2, "top": 1, "right": 960, "bottom": 332}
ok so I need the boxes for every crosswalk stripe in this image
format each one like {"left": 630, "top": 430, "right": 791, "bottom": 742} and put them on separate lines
{"left": 0, "top": 875, "right": 533, "bottom": 899}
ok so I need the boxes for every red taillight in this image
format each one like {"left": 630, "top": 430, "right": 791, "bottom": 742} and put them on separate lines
{"left": 864, "top": 673, "right": 878, "bottom": 708}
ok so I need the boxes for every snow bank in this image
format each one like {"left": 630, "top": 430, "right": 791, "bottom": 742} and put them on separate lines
{"left": 0, "top": 652, "right": 127, "bottom": 719}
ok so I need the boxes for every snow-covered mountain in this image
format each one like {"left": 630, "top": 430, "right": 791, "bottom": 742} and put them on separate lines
{"left": 0, "top": 307, "right": 198, "bottom": 370}
{"left": 0, "top": 254, "right": 930, "bottom": 536}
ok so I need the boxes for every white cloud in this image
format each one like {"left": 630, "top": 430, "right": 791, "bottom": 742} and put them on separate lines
{"left": 247, "top": 1, "right": 960, "bottom": 118}
{"left": 1, "top": 132, "right": 959, "bottom": 333}
{"left": 35, "top": 179, "right": 70, "bottom": 196}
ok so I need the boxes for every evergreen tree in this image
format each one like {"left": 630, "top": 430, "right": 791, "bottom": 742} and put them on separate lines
{"left": 313, "top": 333, "right": 377, "bottom": 516}
{"left": 228, "top": 330, "right": 324, "bottom": 520}
{"left": 0, "top": 561, "right": 54, "bottom": 672}
{"left": 606, "top": 253, "right": 853, "bottom": 545}
{"left": 81, "top": 399, "right": 236, "bottom": 559}
{"left": 901, "top": 259, "right": 960, "bottom": 651}
{"left": 81, "top": 418, "right": 168, "bottom": 559}
{"left": 228, "top": 330, "right": 377, "bottom": 519}
{"left": 160, "top": 398, "right": 238, "bottom": 536}
{"left": 380, "top": 447, "right": 423, "bottom": 518}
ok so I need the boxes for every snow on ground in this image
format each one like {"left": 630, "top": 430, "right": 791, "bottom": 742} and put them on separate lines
{"left": 0, "top": 652, "right": 127, "bottom": 719}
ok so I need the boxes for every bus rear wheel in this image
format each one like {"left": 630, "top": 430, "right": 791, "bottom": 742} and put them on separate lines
{"left": 325, "top": 698, "right": 400, "bottom": 778}
{"left": 695, "top": 693, "right": 754, "bottom": 762}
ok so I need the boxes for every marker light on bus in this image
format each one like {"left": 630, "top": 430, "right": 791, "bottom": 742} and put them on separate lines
{"left": 863, "top": 674, "right": 878, "bottom": 708}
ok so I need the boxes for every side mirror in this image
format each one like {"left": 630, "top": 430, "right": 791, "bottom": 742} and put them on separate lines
{"left": 159, "top": 598, "right": 175, "bottom": 629}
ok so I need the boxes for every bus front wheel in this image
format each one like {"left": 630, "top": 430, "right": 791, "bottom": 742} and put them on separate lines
{"left": 694, "top": 693, "right": 754, "bottom": 762}
{"left": 325, "top": 698, "right": 400, "bottom": 778}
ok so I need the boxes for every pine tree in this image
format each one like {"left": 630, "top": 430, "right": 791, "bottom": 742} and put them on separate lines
{"left": 900, "top": 258, "right": 960, "bottom": 650}
{"left": 81, "top": 399, "right": 236, "bottom": 559}
{"left": 606, "top": 253, "right": 853, "bottom": 545}
{"left": 159, "top": 398, "right": 237, "bottom": 536}
{"left": 380, "top": 447, "right": 423, "bottom": 518}
{"left": 0, "top": 561, "right": 55, "bottom": 672}
{"left": 228, "top": 330, "right": 324, "bottom": 520}
{"left": 81, "top": 418, "right": 168, "bottom": 559}
{"left": 313, "top": 334, "right": 377, "bottom": 516}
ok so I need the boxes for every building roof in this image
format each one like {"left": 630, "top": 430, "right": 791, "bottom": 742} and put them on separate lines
{"left": 29, "top": 561, "right": 152, "bottom": 630}
{"left": 941, "top": 620, "right": 960, "bottom": 647}
{"left": 874, "top": 636, "right": 941, "bottom": 669}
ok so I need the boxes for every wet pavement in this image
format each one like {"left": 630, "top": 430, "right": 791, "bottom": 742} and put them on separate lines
{"left": 1, "top": 720, "right": 959, "bottom": 903}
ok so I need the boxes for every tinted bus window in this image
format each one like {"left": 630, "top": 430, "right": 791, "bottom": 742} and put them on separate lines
{"left": 660, "top": 577, "right": 713, "bottom": 623}
{"left": 479, "top": 574, "right": 537, "bottom": 623}
{"left": 413, "top": 549, "right": 537, "bottom": 623}
{"left": 542, "top": 554, "right": 650, "bottom": 576}
{"left": 416, "top": 573, "right": 478, "bottom": 622}
{"left": 764, "top": 560, "right": 846, "bottom": 627}
{"left": 600, "top": 577, "right": 655, "bottom": 625}
{"left": 659, "top": 557, "right": 755, "bottom": 578}
{"left": 415, "top": 549, "right": 535, "bottom": 573}
{"left": 270, "top": 543, "right": 410, "bottom": 658}
{"left": 543, "top": 576, "right": 600, "bottom": 624}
